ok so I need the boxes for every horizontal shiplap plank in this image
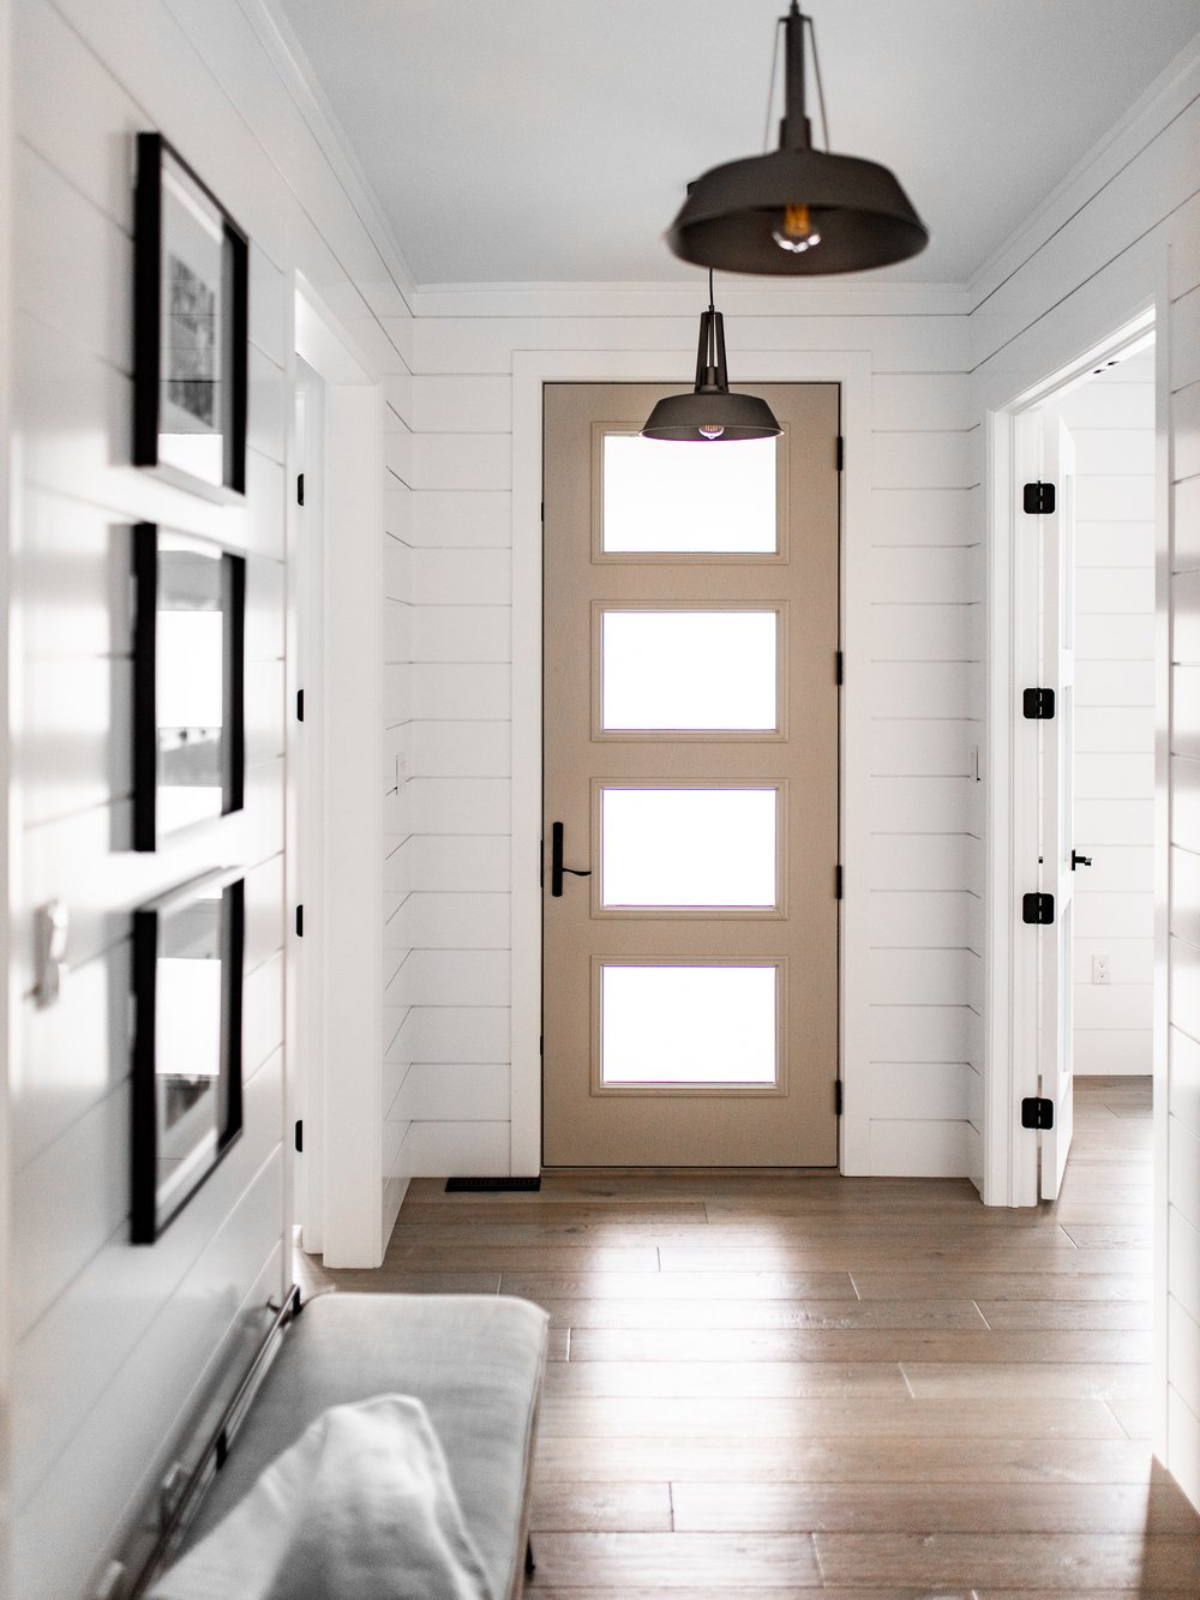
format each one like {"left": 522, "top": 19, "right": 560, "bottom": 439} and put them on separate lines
{"left": 869, "top": 546, "right": 980, "bottom": 604}
{"left": 868, "top": 488, "right": 978, "bottom": 545}
{"left": 411, "top": 663, "right": 511, "bottom": 719}
{"left": 869, "top": 1119, "right": 972, "bottom": 1178}
{"left": 397, "top": 1120, "right": 511, "bottom": 1178}
{"left": 391, "top": 1063, "right": 511, "bottom": 1124}
{"left": 392, "top": 893, "right": 511, "bottom": 950}
{"left": 867, "top": 603, "right": 981, "bottom": 661}
{"left": 388, "top": 835, "right": 510, "bottom": 894}
{"left": 410, "top": 490, "right": 512, "bottom": 548}
{"left": 396, "top": 1006, "right": 511, "bottom": 1064}
{"left": 411, "top": 549, "right": 511, "bottom": 607}
{"left": 413, "top": 374, "right": 513, "bottom": 433}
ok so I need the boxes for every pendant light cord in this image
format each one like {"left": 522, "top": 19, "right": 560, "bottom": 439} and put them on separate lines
{"left": 763, "top": 10, "right": 829, "bottom": 152}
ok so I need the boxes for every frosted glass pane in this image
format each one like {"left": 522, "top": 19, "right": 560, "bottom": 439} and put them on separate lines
{"left": 602, "top": 789, "right": 777, "bottom": 907}
{"left": 603, "top": 433, "right": 777, "bottom": 553}
{"left": 601, "top": 965, "right": 778, "bottom": 1086}
{"left": 602, "top": 611, "right": 777, "bottom": 731}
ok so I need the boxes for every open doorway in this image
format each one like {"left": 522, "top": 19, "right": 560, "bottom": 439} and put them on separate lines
{"left": 989, "top": 310, "right": 1159, "bottom": 1210}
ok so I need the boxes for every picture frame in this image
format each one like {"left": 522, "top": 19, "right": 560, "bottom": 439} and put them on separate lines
{"left": 133, "top": 132, "right": 249, "bottom": 501}
{"left": 131, "top": 868, "right": 244, "bottom": 1244}
{"left": 132, "top": 523, "right": 246, "bottom": 851}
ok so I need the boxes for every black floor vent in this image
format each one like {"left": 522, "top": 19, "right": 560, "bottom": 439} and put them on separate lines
{"left": 445, "top": 1176, "right": 542, "bottom": 1193}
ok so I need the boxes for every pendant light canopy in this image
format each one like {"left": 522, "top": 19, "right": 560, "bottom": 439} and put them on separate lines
{"left": 641, "top": 273, "right": 781, "bottom": 442}
{"left": 667, "top": 3, "right": 928, "bottom": 276}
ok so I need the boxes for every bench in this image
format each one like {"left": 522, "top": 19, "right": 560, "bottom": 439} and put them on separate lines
{"left": 179, "top": 1293, "right": 550, "bottom": 1600}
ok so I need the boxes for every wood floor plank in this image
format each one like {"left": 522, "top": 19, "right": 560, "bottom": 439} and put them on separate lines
{"left": 525, "top": 1297, "right": 990, "bottom": 1331}
{"left": 566, "top": 1326, "right": 1150, "bottom": 1364}
{"left": 532, "top": 1434, "right": 1155, "bottom": 1485}
{"left": 851, "top": 1271, "right": 1150, "bottom": 1300}
{"left": 812, "top": 1531, "right": 1200, "bottom": 1591}
{"left": 669, "top": 1481, "right": 1200, "bottom": 1534}
{"left": 544, "top": 1360, "right": 909, "bottom": 1399}
{"left": 500, "top": 1270, "right": 856, "bottom": 1300}
{"left": 536, "top": 1395, "right": 1128, "bottom": 1440}
{"left": 658, "top": 1246, "right": 1149, "bottom": 1273}
{"left": 530, "top": 1481, "right": 673, "bottom": 1532}
{"left": 899, "top": 1361, "right": 1150, "bottom": 1400}
{"left": 524, "top": 1531, "right": 822, "bottom": 1587}
{"left": 974, "top": 1300, "right": 1152, "bottom": 1330}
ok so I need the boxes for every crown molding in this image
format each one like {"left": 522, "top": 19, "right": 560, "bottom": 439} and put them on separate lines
{"left": 967, "top": 29, "right": 1200, "bottom": 311}
{"left": 237, "top": 0, "right": 420, "bottom": 314}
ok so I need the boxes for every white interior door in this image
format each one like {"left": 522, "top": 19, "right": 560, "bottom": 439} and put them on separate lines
{"left": 1040, "top": 415, "right": 1078, "bottom": 1198}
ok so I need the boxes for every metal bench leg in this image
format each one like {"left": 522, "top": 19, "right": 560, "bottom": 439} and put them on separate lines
{"left": 525, "top": 1536, "right": 536, "bottom": 1576}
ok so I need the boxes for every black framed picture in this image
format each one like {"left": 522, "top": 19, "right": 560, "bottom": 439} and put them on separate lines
{"left": 132, "top": 523, "right": 245, "bottom": 851}
{"left": 133, "top": 132, "right": 249, "bottom": 500}
{"left": 131, "top": 869, "right": 244, "bottom": 1244}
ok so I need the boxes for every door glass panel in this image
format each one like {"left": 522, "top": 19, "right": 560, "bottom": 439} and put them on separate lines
{"left": 602, "top": 433, "right": 777, "bottom": 553}
{"left": 601, "top": 788, "right": 777, "bottom": 907}
{"left": 601, "top": 964, "right": 778, "bottom": 1086}
{"left": 601, "top": 610, "right": 777, "bottom": 730}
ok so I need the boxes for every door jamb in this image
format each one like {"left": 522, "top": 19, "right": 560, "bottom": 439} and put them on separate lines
{"left": 290, "top": 279, "right": 385, "bottom": 1265}
{"left": 982, "top": 308, "right": 1156, "bottom": 1210}
{"left": 512, "top": 350, "right": 872, "bottom": 1175}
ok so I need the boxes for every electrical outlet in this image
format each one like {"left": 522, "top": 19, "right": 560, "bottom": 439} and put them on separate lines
{"left": 1092, "top": 954, "right": 1111, "bottom": 985}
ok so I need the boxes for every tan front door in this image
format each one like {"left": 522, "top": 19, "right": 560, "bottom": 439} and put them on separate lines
{"left": 542, "top": 382, "right": 840, "bottom": 1167}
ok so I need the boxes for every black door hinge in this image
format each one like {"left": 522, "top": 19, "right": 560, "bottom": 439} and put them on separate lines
{"left": 835, "top": 650, "right": 844, "bottom": 686}
{"left": 836, "top": 435, "right": 844, "bottom": 472}
{"left": 294, "top": 1119, "right": 304, "bottom": 1152}
{"left": 295, "top": 904, "right": 304, "bottom": 937}
{"left": 539, "top": 1036, "right": 543, "bottom": 1057}
{"left": 1021, "top": 1097, "right": 1054, "bottom": 1130}
{"left": 1022, "top": 892, "right": 1055, "bottom": 924}
{"left": 1023, "top": 481, "right": 1055, "bottom": 514}
{"left": 835, "top": 864, "right": 843, "bottom": 900}
{"left": 296, "top": 689, "right": 305, "bottom": 723}
{"left": 297, "top": 472, "right": 305, "bottom": 506}
{"left": 540, "top": 501, "right": 544, "bottom": 522}
{"left": 834, "top": 1080, "right": 843, "bottom": 1116}
{"left": 1023, "top": 687, "right": 1055, "bottom": 720}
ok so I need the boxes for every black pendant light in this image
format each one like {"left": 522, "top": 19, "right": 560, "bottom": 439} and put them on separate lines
{"left": 667, "top": 2, "right": 928, "bottom": 276}
{"left": 641, "top": 272, "right": 781, "bottom": 442}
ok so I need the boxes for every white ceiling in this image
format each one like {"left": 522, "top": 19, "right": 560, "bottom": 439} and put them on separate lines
{"left": 275, "top": 0, "right": 1200, "bottom": 287}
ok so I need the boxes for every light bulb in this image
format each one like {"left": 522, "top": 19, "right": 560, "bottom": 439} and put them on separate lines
{"left": 773, "top": 203, "right": 822, "bottom": 254}
{"left": 698, "top": 424, "right": 725, "bottom": 440}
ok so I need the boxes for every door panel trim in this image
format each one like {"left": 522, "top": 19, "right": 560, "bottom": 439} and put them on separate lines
{"left": 589, "top": 956, "right": 789, "bottom": 1098}
{"left": 590, "top": 421, "right": 791, "bottom": 565}
{"left": 591, "top": 600, "right": 789, "bottom": 742}
{"left": 590, "top": 778, "right": 788, "bottom": 919}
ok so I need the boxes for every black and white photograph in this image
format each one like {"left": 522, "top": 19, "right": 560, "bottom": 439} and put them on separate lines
{"left": 130, "top": 871, "right": 244, "bottom": 1245}
{"left": 133, "top": 133, "right": 248, "bottom": 499}
{"left": 132, "top": 523, "right": 246, "bottom": 850}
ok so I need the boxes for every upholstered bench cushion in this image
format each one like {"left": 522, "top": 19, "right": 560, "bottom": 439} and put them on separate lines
{"left": 183, "top": 1294, "right": 549, "bottom": 1600}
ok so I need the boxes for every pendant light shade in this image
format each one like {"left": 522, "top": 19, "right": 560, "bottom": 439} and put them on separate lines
{"left": 667, "top": 3, "right": 928, "bottom": 276}
{"left": 641, "top": 277, "right": 781, "bottom": 442}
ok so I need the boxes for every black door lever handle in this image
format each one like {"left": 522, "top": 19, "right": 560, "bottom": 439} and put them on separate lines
{"left": 1071, "top": 850, "right": 1093, "bottom": 870}
{"left": 551, "top": 821, "right": 591, "bottom": 897}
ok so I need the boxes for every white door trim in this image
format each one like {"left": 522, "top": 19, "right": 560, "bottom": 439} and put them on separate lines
{"left": 982, "top": 307, "right": 1157, "bottom": 1208}
{"left": 292, "top": 279, "right": 386, "bottom": 1265}
{"left": 511, "top": 349, "right": 873, "bottom": 1175}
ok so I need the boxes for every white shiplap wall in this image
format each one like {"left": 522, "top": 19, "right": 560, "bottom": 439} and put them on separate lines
{"left": 1057, "top": 349, "right": 1156, "bottom": 1074}
{"left": 970, "top": 37, "right": 1200, "bottom": 1510}
{"left": 7, "top": 0, "right": 412, "bottom": 1594}
{"left": 392, "top": 292, "right": 983, "bottom": 1181}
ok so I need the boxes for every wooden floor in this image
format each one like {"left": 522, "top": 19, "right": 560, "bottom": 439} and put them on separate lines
{"left": 300, "top": 1076, "right": 1200, "bottom": 1596}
